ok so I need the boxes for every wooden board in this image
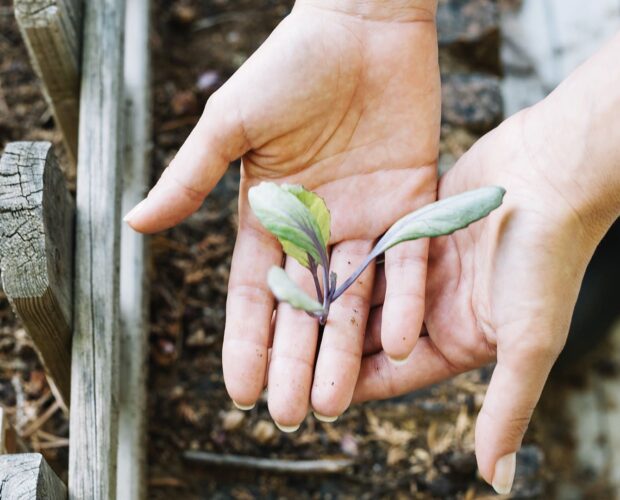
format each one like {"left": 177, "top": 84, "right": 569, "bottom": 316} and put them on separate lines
{"left": 0, "top": 453, "right": 67, "bottom": 500}
{"left": 0, "top": 142, "right": 74, "bottom": 406}
{"left": 116, "top": 0, "right": 151, "bottom": 498}
{"left": 68, "top": 0, "right": 126, "bottom": 497}
{"left": 14, "top": 0, "right": 82, "bottom": 170}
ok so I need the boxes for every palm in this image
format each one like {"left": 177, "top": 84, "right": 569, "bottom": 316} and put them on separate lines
{"left": 355, "top": 113, "right": 595, "bottom": 485}
{"left": 220, "top": 6, "right": 441, "bottom": 425}
{"left": 233, "top": 5, "right": 440, "bottom": 234}
{"left": 425, "top": 117, "right": 589, "bottom": 375}
{"left": 127, "top": 3, "right": 441, "bottom": 426}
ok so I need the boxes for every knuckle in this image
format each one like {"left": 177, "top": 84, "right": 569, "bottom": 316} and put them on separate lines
{"left": 227, "top": 283, "right": 273, "bottom": 307}
{"left": 477, "top": 405, "right": 532, "bottom": 445}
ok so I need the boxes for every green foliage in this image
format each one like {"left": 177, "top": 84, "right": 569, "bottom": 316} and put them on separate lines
{"left": 248, "top": 181, "right": 506, "bottom": 323}
{"left": 372, "top": 186, "right": 506, "bottom": 257}
{"left": 267, "top": 266, "right": 324, "bottom": 313}
{"left": 248, "top": 182, "right": 329, "bottom": 268}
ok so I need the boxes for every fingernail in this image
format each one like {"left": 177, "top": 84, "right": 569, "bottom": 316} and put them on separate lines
{"left": 274, "top": 421, "right": 300, "bottom": 433}
{"left": 313, "top": 411, "right": 338, "bottom": 423}
{"left": 233, "top": 400, "right": 255, "bottom": 411}
{"left": 123, "top": 199, "right": 147, "bottom": 223}
{"left": 492, "top": 452, "right": 516, "bottom": 495}
{"left": 387, "top": 355, "right": 408, "bottom": 366}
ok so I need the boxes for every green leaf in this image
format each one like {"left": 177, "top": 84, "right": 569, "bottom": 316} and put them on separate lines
{"left": 371, "top": 186, "right": 506, "bottom": 257}
{"left": 281, "top": 184, "right": 330, "bottom": 247}
{"left": 267, "top": 266, "right": 324, "bottom": 313}
{"left": 248, "top": 182, "right": 328, "bottom": 268}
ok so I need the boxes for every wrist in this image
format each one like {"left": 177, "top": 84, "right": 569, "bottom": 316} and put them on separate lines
{"left": 520, "top": 36, "right": 620, "bottom": 243}
{"left": 293, "top": 0, "right": 438, "bottom": 21}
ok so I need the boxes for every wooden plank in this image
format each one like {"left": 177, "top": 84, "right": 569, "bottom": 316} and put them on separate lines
{"left": 0, "top": 142, "right": 74, "bottom": 406}
{"left": 116, "top": 0, "right": 151, "bottom": 498}
{"left": 13, "top": 0, "right": 82, "bottom": 171}
{"left": 0, "top": 453, "right": 67, "bottom": 500}
{"left": 68, "top": 0, "right": 126, "bottom": 497}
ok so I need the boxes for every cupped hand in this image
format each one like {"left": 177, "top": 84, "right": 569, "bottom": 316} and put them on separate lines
{"left": 125, "top": 1, "right": 441, "bottom": 428}
{"left": 354, "top": 109, "right": 605, "bottom": 493}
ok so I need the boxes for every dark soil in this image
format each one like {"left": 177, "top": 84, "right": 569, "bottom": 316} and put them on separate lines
{"left": 1, "top": 0, "right": 549, "bottom": 498}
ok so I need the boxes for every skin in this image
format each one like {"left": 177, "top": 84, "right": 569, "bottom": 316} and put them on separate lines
{"left": 354, "top": 33, "right": 620, "bottom": 491}
{"left": 126, "top": 0, "right": 441, "bottom": 426}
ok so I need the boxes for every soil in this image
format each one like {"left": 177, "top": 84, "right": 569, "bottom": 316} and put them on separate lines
{"left": 1, "top": 0, "right": 549, "bottom": 498}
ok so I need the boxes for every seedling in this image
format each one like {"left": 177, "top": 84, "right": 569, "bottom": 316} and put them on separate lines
{"left": 249, "top": 182, "right": 505, "bottom": 324}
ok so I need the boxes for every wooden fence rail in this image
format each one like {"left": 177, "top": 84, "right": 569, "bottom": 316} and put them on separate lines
{"left": 2, "top": 0, "right": 151, "bottom": 497}
{"left": 14, "top": 0, "right": 82, "bottom": 171}
{"left": 0, "top": 453, "right": 67, "bottom": 499}
{"left": 117, "top": 0, "right": 151, "bottom": 497}
{"left": 0, "top": 142, "right": 74, "bottom": 406}
{"left": 68, "top": 0, "right": 126, "bottom": 496}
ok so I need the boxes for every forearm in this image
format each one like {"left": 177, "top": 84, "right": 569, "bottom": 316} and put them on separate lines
{"left": 293, "top": 0, "right": 438, "bottom": 21}
{"left": 525, "top": 32, "right": 620, "bottom": 238}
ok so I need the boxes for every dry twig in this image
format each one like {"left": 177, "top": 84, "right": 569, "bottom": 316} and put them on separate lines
{"left": 183, "top": 450, "right": 354, "bottom": 474}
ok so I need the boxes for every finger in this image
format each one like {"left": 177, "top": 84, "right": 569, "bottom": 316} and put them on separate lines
{"left": 371, "top": 264, "right": 386, "bottom": 307}
{"left": 222, "top": 196, "right": 282, "bottom": 410}
{"left": 475, "top": 341, "right": 558, "bottom": 495}
{"left": 125, "top": 88, "right": 250, "bottom": 233}
{"left": 267, "top": 257, "right": 320, "bottom": 431}
{"left": 353, "top": 337, "right": 457, "bottom": 404}
{"left": 381, "top": 238, "right": 429, "bottom": 362}
{"left": 362, "top": 306, "right": 383, "bottom": 356}
{"left": 311, "top": 240, "right": 375, "bottom": 421}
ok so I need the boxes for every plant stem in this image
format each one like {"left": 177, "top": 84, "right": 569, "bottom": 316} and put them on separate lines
{"left": 307, "top": 255, "right": 323, "bottom": 303}
{"left": 307, "top": 231, "right": 332, "bottom": 324}
{"left": 331, "top": 252, "right": 376, "bottom": 301}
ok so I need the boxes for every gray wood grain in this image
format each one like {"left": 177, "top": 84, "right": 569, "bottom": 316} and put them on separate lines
{"left": 68, "top": 0, "right": 126, "bottom": 498}
{"left": 0, "top": 453, "right": 67, "bottom": 500}
{"left": 0, "top": 142, "right": 74, "bottom": 406}
{"left": 116, "top": 0, "right": 151, "bottom": 498}
{"left": 13, "top": 0, "right": 82, "bottom": 170}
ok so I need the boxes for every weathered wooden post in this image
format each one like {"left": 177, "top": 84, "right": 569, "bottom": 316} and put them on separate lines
{"left": 116, "top": 0, "right": 151, "bottom": 498}
{"left": 13, "top": 0, "right": 82, "bottom": 170}
{"left": 0, "top": 142, "right": 74, "bottom": 406}
{"left": 68, "top": 0, "right": 126, "bottom": 497}
{"left": 6, "top": 0, "right": 152, "bottom": 496}
{"left": 0, "top": 453, "right": 67, "bottom": 499}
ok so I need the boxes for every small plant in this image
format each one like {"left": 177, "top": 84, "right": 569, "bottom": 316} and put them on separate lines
{"left": 249, "top": 182, "right": 505, "bottom": 324}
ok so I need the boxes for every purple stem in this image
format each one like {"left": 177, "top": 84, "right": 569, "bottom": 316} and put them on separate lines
{"left": 331, "top": 252, "right": 377, "bottom": 301}
{"left": 307, "top": 255, "right": 323, "bottom": 303}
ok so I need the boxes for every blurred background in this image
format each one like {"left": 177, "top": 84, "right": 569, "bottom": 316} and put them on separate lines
{"left": 1, "top": 0, "right": 619, "bottom": 498}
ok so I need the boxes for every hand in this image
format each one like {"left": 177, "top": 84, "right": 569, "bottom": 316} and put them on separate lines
{"left": 354, "top": 109, "right": 608, "bottom": 493}
{"left": 125, "top": 1, "right": 441, "bottom": 428}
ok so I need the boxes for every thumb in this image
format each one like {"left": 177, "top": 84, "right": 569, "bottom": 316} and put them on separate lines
{"left": 124, "top": 88, "right": 249, "bottom": 233}
{"left": 475, "top": 338, "right": 559, "bottom": 495}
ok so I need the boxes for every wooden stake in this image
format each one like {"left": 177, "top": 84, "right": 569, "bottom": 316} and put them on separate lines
{"left": 0, "top": 453, "right": 67, "bottom": 499}
{"left": 116, "top": 0, "right": 151, "bottom": 498}
{"left": 69, "top": 0, "right": 126, "bottom": 497}
{"left": 0, "top": 142, "right": 74, "bottom": 406}
{"left": 14, "top": 0, "right": 82, "bottom": 171}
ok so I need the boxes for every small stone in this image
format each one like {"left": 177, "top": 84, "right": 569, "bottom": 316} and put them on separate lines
{"left": 340, "top": 433, "right": 359, "bottom": 457}
{"left": 196, "top": 70, "right": 220, "bottom": 92}
{"left": 221, "top": 409, "right": 245, "bottom": 431}
{"left": 252, "top": 420, "right": 277, "bottom": 445}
